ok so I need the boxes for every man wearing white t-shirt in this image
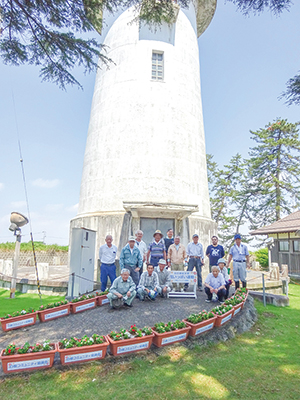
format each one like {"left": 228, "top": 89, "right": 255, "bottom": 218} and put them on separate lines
{"left": 204, "top": 266, "right": 226, "bottom": 303}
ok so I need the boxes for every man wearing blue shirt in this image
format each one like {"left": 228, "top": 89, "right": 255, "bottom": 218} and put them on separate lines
{"left": 227, "top": 233, "right": 250, "bottom": 290}
{"left": 206, "top": 236, "right": 225, "bottom": 272}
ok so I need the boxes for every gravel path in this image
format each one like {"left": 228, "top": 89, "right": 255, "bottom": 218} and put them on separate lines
{"left": 0, "top": 289, "right": 238, "bottom": 375}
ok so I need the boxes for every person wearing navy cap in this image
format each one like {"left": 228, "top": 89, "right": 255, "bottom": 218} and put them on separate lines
{"left": 227, "top": 233, "right": 250, "bottom": 290}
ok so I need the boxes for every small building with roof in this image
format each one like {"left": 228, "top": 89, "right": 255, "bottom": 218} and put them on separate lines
{"left": 250, "top": 210, "right": 300, "bottom": 277}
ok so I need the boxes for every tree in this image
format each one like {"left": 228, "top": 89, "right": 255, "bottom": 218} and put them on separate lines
{"left": 0, "top": 0, "right": 110, "bottom": 89}
{"left": 0, "top": 0, "right": 295, "bottom": 90}
{"left": 227, "top": 0, "right": 291, "bottom": 15}
{"left": 281, "top": 73, "right": 300, "bottom": 106}
{"left": 0, "top": 0, "right": 186, "bottom": 89}
{"left": 247, "top": 118, "right": 300, "bottom": 227}
{"left": 207, "top": 153, "right": 253, "bottom": 251}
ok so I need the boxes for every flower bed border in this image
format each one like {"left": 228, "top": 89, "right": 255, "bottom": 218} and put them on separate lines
{"left": 0, "top": 312, "right": 37, "bottom": 332}
{"left": 38, "top": 303, "right": 71, "bottom": 323}
{"left": 233, "top": 303, "right": 243, "bottom": 316}
{"left": 70, "top": 298, "right": 97, "bottom": 314}
{"left": 0, "top": 290, "right": 253, "bottom": 374}
{"left": 58, "top": 339, "right": 109, "bottom": 365}
{"left": 96, "top": 295, "right": 109, "bottom": 306}
{"left": 106, "top": 332, "right": 155, "bottom": 356}
{"left": 214, "top": 309, "right": 234, "bottom": 327}
{"left": 183, "top": 316, "right": 217, "bottom": 337}
{"left": 152, "top": 325, "right": 191, "bottom": 347}
{"left": 0, "top": 343, "right": 57, "bottom": 373}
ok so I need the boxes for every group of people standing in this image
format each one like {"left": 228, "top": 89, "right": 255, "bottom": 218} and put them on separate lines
{"left": 98, "top": 230, "right": 250, "bottom": 309}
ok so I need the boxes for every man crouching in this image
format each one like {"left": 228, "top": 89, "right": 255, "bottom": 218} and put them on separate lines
{"left": 137, "top": 264, "right": 159, "bottom": 301}
{"left": 155, "top": 259, "right": 172, "bottom": 298}
{"left": 107, "top": 268, "right": 136, "bottom": 309}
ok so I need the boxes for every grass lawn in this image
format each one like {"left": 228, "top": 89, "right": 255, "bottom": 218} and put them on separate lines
{"left": 0, "top": 290, "right": 65, "bottom": 318}
{"left": 0, "top": 285, "right": 299, "bottom": 400}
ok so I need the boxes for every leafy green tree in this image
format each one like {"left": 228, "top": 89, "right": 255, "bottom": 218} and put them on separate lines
{"left": 254, "top": 247, "right": 269, "bottom": 269}
{"left": 0, "top": 0, "right": 111, "bottom": 89}
{"left": 248, "top": 118, "right": 300, "bottom": 227}
{"left": 281, "top": 73, "right": 300, "bottom": 106}
{"left": 207, "top": 153, "right": 253, "bottom": 250}
{"left": 0, "top": 0, "right": 187, "bottom": 89}
{"left": 0, "top": 0, "right": 295, "bottom": 90}
{"left": 227, "top": 0, "right": 291, "bottom": 15}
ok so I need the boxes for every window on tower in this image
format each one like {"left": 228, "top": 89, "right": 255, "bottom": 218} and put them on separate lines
{"left": 152, "top": 51, "right": 164, "bottom": 81}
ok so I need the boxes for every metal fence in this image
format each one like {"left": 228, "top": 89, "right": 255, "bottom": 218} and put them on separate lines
{"left": 0, "top": 251, "right": 68, "bottom": 266}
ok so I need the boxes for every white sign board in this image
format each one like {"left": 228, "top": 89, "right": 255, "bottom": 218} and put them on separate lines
{"left": 169, "top": 271, "right": 197, "bottom": 298}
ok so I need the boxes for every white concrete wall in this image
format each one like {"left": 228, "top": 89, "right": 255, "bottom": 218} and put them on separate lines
{"left": 78, "top": 4, "right": 211, "bottom": 219}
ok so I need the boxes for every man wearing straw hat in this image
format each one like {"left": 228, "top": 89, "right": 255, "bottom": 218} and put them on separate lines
{"left": 146, "top": 230, "right": 166, "bottom": 267}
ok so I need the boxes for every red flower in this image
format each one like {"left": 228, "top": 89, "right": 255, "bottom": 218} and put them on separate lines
{"left": 8, "top": 349, "right": 11, "bottom": 353}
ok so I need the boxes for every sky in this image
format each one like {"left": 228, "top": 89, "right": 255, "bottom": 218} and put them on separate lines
{"left": 0, "top": 1, "right": 299, "bottom": 246}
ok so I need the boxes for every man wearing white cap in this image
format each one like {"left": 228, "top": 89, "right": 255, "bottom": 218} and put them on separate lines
{"left": 119, "top": 236, "right": 143, "bottom": 286}
{"left": 186, "top": 233, "right": 204, "bottom": 291}
{"left": 155, "top": 259, "right": 172, "bottom": 298}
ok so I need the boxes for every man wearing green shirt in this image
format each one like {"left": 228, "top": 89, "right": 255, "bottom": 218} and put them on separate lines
{"left": 107, "top": 268, "right": 136, "bottom": 309}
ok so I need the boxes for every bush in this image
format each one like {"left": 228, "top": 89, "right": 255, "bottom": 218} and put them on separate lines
{"left": 254, "top": 248, "right": 269, "bottom": 270}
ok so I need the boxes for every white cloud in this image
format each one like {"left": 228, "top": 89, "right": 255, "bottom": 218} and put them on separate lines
{"left": 0, "top": 183, "right": 4, "bottom": 190}
{"left": 31, "top": 178, "right": 60, "bottom": 189}
{"left": 65, "top": 203, "right": 78, "bottom": 213}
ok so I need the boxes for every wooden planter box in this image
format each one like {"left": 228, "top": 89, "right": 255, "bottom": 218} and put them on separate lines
{"left": 214, "top": 309, "right": 234, "bottom": 327}
{"left": 70, "top": 298, "right": 97, "bottom": 314}
{"left": 152, "top": 326, "right": 191, "bottom": 347}
{"left": 183, "top": 316, "right": 217, "bottom": 337}
{"left": 58, "top": 340, "right": 109, "bottom": 365}
{"left": 38, "top": 304, "right": 71, "bottom": 323}
{"left": 0, "top": 312, "right": 37, "bottom": 332}
{"left": 96, "top": 295, "right": 109, "bottom": 306}
{"left": 233, "top": 303, "right": 243, "bottom": 316}
{"left": 106, "top": 333, "right": 154, "bottom": 356}
{"left": 0, "top": 344, "right": 57, "bottom": 374}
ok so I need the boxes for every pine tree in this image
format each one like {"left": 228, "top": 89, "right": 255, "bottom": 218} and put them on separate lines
{"left": 206, "top": 153, "right": 252, "bottom": 251}
{"left": 0, "top": 0, "right": 295, "bottom": 90}
{"left": 248, "top": 118, "right": 300, "bottom": 227}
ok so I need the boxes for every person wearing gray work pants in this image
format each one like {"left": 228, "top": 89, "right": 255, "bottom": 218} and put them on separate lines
{"left": 232, "top": 261, "right": 247, "bottom": 284}
{"left": 125, "top": 265, "right": 140, "bottom": 287}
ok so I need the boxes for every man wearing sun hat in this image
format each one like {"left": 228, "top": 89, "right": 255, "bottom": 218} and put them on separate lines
{"left": 146, "top": 230, "right": 166, "bottom": 267}
{"left": 119, "top": 236, "right": 143, "bottom": 286}
{"left": 227, "top": 233, "right": 250, "bottom": 290}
